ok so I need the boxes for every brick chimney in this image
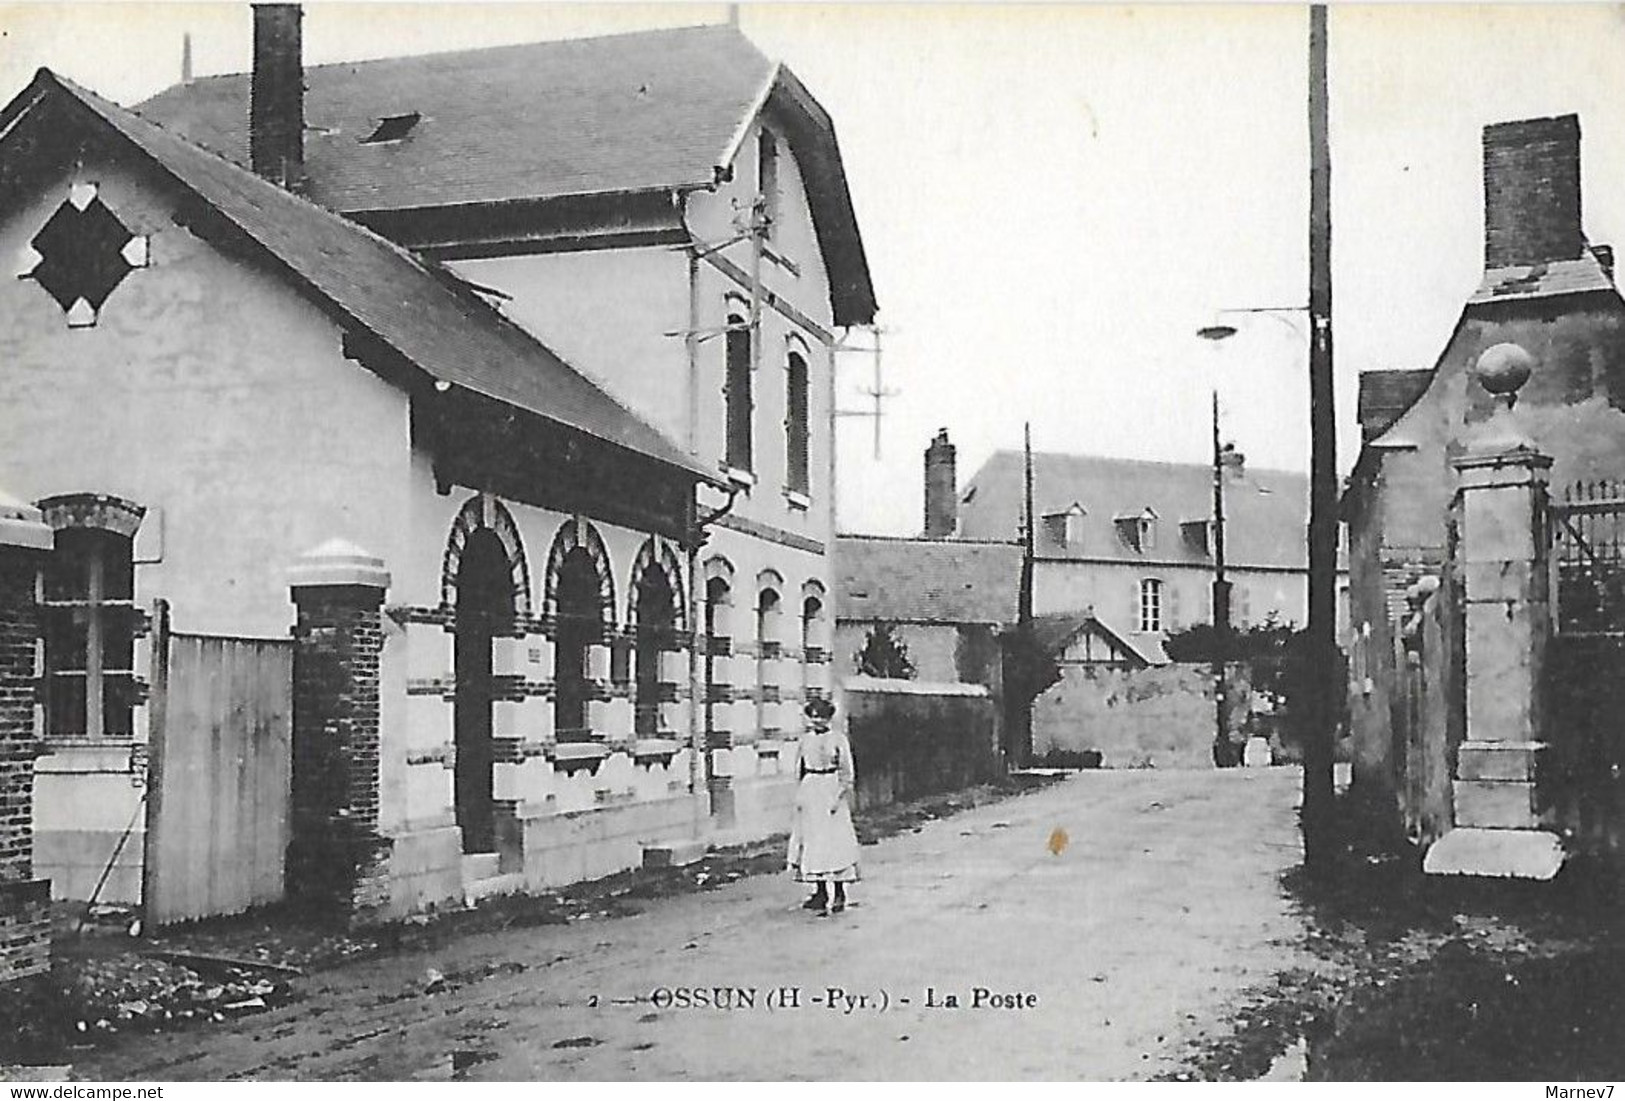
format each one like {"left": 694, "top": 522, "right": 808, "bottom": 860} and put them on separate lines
{"left": 250, "top": 4, "right": 305, "bottom": 190}
{"left": 1483, "top": 114, "right": 1583, "bottom": 270}
{"left": 923, "top": 428, "right": 957, "bottom": 538}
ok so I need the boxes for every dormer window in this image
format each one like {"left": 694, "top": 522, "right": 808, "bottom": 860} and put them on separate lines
{"left": 1114, "top": 507, "right": 1158, "bottom": 553}
{"left": 1042, "top": 503, "right": 1086, "bottom": 549}
{"left": 361, "top": 112, "right": 421, "bottom": 144}
{"left": 1181, "top": 518, "right": 1215, "bottom": 556}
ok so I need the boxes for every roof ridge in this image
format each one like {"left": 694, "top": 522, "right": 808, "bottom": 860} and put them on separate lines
{"left": 977, "top": 449, "right": 1309, "bottom": 479}
{"left": 835, "top": 533, "right": 1021, "bottom": 546}
{"left": 142, "top": 22, "right": 759, "bottom": 92}
{"left": 37, "top": 68, "right": 708, "bottom": 481}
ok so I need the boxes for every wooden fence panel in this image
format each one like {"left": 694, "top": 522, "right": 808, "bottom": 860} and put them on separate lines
{"left": 145, "top": 632, "right": 292, "bottom": 925}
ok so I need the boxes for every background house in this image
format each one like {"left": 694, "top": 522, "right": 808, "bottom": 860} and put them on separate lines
{"left": 955, "top": 449, "right": 1314, "bottom": 660}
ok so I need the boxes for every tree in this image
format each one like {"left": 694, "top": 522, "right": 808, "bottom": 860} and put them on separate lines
{"left": 1162, "top": 614, "right": 1348, "bottom": 755}
{"left": 854, "top": 622, "right": 916, "bottom": 679}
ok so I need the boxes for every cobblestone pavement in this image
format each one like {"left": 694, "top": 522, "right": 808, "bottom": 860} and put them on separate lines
{"left": 74, "top": 768, "right": 1312, "bottom": 1081}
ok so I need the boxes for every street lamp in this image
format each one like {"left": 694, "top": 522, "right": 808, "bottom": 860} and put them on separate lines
{"left": 1197, "top": 325, "right": 1237, "bottom": 766}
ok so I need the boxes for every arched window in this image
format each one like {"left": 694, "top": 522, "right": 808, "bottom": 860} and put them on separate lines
{"left": 1138, "top": 578, "right": 1163, "bottom": 634}
{"left": 800, "top": 594, "right": 823, "bottom": 696}
{"left": 553, "top": 549, "right": 601, "bottom": 739}
{"left": 785, "top": 349, "right": 810, "bottom": 495}
{"left": 725, "top": 306, "right": 753, "bottom": 473}
{"left": 631, "top": 548, "right": 681, "bottom": 738}
{"left": 756, "top": 586, "right": 782, "bottom": 737}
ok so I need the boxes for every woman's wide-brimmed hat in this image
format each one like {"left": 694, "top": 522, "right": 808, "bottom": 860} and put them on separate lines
{"left": 803, "top": 696, "right": 836, "bottom": 720}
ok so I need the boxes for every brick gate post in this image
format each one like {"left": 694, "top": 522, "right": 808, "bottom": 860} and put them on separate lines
{"left": 287, "top": 539, "right": 393, "bottom": 924}
{"left": 0, "top": 490, "right": 53, "bottom": 985}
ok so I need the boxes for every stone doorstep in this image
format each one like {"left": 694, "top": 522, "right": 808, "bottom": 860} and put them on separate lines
{"left": 641, "top": 837, "right": 709, "bottom": 870}
{"left": 1456, "top": 740, "right": 1546, "bottom": 782}
{"left": 1453, "top": 778, "right": 1540, "bottom": 829}
{"left": 1423, "top": 827, "right": 1566, "bottom": 879}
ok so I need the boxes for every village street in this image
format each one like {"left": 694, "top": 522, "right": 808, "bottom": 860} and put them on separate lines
{"left": 74, "top": 769, "right": 1312, "bottom": 1081}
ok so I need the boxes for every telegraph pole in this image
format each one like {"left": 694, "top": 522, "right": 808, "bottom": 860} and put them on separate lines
{"left": 1211, "top": 392, "right": 1231, "bottom": 765}
{"left": 1303, "top": 3, "right": 1339, "bottom": 874}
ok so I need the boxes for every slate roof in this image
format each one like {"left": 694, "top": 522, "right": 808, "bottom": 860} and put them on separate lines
{"left": 835, "top": 536, "right": 1022, "bottom": 626}
{"left": 8, "top": 70, "right": 715, "bottom": 483}
{"left": 1471, "top": 250, "right": 1616, "bottom": 304}
{"left": 137, "top": 24, "right": 876, "bottom": 325}
{"left": 958, "top": 452, "right": 1309, "bottom": 571}
{"left": 1357, "top": 369, "right": 1432, "bottom": 442}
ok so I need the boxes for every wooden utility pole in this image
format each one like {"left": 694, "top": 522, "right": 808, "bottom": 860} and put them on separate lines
{"left": 1211, "top": 391, "right": 1232, "bottom": 764}
{"left": 1010, "top": 422, "right": 1036, "bottom": 767}
{"left": 1303, "top": 3, "right": 1339, "bottom": 873}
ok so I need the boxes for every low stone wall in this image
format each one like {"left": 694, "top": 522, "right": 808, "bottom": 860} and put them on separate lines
{"left": 844, "top": 677, "right": 1001, "bottom": 810}
{"left": 1034, "top": 663, "right": 1252, "bottom": 769}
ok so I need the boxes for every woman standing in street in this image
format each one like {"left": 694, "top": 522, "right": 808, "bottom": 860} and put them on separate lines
{"left": 787, "top": 696, "right": 860, "bottom": 916}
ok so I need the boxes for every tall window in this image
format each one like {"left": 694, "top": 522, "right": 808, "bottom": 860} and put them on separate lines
{"left": 756, "top": 587, "right": 781, "bottom": 737}
{"left": 800, "top": 594, "right": 823, "bottom": 697}
{"left": 786, "top": 350, "right": 810, "bottom": 495}
{"left": 553, "top": 548, "right": 600, "bottom": 739}
{"left": 725, "top": 309, "right": 753, "bottom": 472}
{"left": 1138, "top": 578, "right": 1163, "bottom": 634}
{"left": 704, "top": 576, "right": 732, "bottom": 744}
{"left": 44, "top": 528, "right": 136, "bottom": 738}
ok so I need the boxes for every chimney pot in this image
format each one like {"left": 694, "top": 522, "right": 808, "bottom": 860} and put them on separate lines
{"left": 924, "top": 429, "right": 958, "bottom": 539}
{"left": 1483, "top": 114, "right": 1583, "bottom": 270}
{"left": 251, "top": 4, "right": 305, "bottom": 190}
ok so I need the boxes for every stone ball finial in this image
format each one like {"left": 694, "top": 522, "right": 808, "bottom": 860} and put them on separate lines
{"left": 1473, "top": 342, "right": 1536, "bottom": 408}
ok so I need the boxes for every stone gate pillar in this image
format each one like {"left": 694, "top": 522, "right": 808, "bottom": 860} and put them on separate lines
{"left": 287, "top": 539, "right": 393, "bottom": 923}
{"left": 1426, "top": 432, "right": 1564, "bottom": 876}
{"left": 0, "top": 492, "right": 52, "bottom": 985}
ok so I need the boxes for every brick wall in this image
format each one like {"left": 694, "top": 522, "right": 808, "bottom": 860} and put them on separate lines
{"left": 1484, "top": 114, "right": 1583, "bottom": 269}
{"left": 0, "top": 557, "right": 37, "bottom": 881}
{"left": 0, "top": 542, "right": 49, "bottom": 983}
{"left": 0, "top": 879, "right": 50, "bottom": 984}
{"left": 287, "top": 585, "right": 390, "bottom": 922}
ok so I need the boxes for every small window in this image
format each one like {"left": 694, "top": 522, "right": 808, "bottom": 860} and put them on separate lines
{"left": 44, "top": 528, "right": 136, "bottom": 738}
{"left": 1138, "top": 578, "right": 1163, "bottom": 634}
{"left": 757, "top": 128, "right": 780, "bottom": 237}
{"left": 785, "top": 350, "right": 809, "bottom": 494}
{"left": 725, "top": 309, "right": 753, "bottom": 472}
{"left": 361, "top": 112, "right": 421, "bottom": 144}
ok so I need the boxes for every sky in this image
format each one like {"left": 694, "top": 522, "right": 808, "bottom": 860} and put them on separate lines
{"left": 4, "top": 2, "right": 1625, "bottom": 536}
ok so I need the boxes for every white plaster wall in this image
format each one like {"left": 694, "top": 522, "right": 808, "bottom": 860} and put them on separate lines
{"left": 0, "top": 153, "right": 413, "bottom": 640}
{"left": 1035, "top": 560, "right": 1309, "bottom": 638}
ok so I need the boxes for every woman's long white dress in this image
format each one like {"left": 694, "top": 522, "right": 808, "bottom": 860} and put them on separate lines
{"left": 786, "top": 728, "right": 861, "bottom": 883}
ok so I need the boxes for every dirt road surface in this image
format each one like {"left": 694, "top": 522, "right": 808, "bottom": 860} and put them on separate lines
{"left": 76, "top": 769, "right": 1311, "bottom": 1081}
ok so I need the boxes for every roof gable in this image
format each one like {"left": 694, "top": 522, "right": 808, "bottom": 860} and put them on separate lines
{"left": 3, "top": 69, "right": 714, "bottom": 484}
{"left": 137, "top": 24, "right": 876, "bottom": 325}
